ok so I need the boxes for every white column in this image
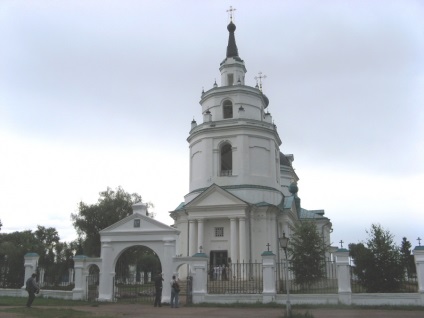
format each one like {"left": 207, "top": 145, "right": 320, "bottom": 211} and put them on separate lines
{"left": 162, "top": 239, "right": 176, "bottom": 303}
{"left": 262, "top": 251, "right": 277, "bottom": 303}
{"left": 239, "top": 217, "right": 247, "bottom": 262}
{"left": 23, "top": 253, "right": 39, "bottom": 292}
{"left": 98, "top": 241, "right": 115, "bottom": 301}
{"left": 197, "top": 219, "right": 204, "bottom": 252}
{"left": 72, "top": 255, "right": 86, "bottom": 300}
{"left": 192, "top": 254, "right": 208, "bottom": 304}
{"left": 335, "top": 248, "right": 352, "bottom": 305}
{"left": 413, "top": 247, "right": 424, "bottom": 296}
{"left": 189, "top": 219, "right": 197, "bottom": 256}
{"left": 230, "top": 218, "right": 238, "bottom": 263}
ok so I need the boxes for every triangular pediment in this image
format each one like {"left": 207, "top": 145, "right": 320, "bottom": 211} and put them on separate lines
{"left": 100, "top": 212, "right": 179, "bottom": 236}
{"left": 186, "top": 184, "right": 247, "bottom": 209}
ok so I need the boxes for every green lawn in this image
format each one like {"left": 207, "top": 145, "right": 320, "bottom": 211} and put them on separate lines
{"left": 0, "top": 296, "right": 113, "bottom": 318}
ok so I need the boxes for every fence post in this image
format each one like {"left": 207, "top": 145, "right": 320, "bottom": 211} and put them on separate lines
{"left": 334, "top": 248, "right": 351, "bottom": 305}
{"left": 22, "top": 253, "right": 39, "bottom": 295}
{"left": 261, "top": 251, "right": 276, "bottom": 303}
{"left": 72, "top": 255, "right": 87, "bottom": 300}
{"left": 413, "top": 246, "right": 424, "bottom": 306}
{"left": 191, "top": 252, "right": 208, "bottom": 304}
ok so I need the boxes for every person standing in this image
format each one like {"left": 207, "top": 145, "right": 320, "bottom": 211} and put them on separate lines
{"left": 153, "top": 273, "right": 164, "bottom": 307}
{"left": 25, "top": 273, "right": 39, "bottom": 308}
{"left": 170, "top": 275, "right": 180, "bottom": 308}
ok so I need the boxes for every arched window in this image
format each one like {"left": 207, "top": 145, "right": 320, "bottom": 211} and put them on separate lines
{"left": 223, "top": 100, "right": 233, "bottom": 119}
{"left": 220, "top": 143, "right": 232, "bottom": 176}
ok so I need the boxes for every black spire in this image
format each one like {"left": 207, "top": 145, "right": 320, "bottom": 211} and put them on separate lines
{"left": 226, "top": 21, "right": 239, "bottom": 58}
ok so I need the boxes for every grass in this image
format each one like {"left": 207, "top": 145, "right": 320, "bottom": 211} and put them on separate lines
{"left": 0, "top": 296, "right": 423, "bottom": 317}
{"left": 0, "top": 296, "right": 96, "bottom": 307}
{"left": 0, "top": 296, "right": 113, "bottom": 318}
{"left": 189, "top": 301, "right": 424, "bottom": 311}
{"left": 0, "top": 307, "right": 114, "bottom": 318}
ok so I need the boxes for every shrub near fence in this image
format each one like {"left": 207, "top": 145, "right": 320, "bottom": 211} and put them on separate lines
{"left": 207, "top": 261, "right": 263, "bottom": 294}
{"left": 350, "top": 267, "right": 419, "bottom": 293}
{"left": 277, "top": 260, "right": 338, "bottom": 294}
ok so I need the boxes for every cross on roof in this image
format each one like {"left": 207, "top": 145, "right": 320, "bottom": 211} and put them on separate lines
{"left": 199, "top": 245, "right": 203, "bottom": 253}
{"left": 418, "top": 237, "right": 422, "bottom": 246}
{"left": 227, "top": 6, "right": 236, "bottom": 22}
{"left": 339, "top": 240, "right": 344, "bottom": 248}
{"left": 266, "top": 243, "right": 271, "bottom": 252}
{"left": 254, "top": 72, "right": 267, "bottom": 91}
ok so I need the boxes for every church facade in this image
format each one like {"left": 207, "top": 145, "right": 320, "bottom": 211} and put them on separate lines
{"left": 170, "top": 19, "right": 332, "bottom": 267}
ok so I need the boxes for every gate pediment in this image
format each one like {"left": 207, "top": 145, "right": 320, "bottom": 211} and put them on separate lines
{"left": 100, "top": 212, "right": 179, "bottom": 236}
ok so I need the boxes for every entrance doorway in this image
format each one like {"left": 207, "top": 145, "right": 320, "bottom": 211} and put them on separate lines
{"left": 114, "top": 245, "right": 161, "bottom": 303}
{"left": 210, "top": 250, "right": 228, "bottom": 266}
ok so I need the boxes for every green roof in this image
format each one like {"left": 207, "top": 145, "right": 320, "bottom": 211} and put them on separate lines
{"left": 299, "top": 208, "right": 326, "bottom": 220}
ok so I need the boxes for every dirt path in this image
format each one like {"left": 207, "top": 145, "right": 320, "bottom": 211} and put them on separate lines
{"left": 50, "top": 303, "right": 424, "bottom": 318}
{"left": 1, "top": 303, "right": 424, "bottom": 318}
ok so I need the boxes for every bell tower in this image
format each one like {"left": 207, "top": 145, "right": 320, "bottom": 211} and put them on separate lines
{"left": 186, "top": 16, "right": 283, "bottom": 206}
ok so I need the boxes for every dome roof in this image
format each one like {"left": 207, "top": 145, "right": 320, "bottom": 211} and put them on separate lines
{"left": 227, "top": 21, "right": 236, "bottom": 32}
{"left": 289, "top": 181, "right": 299, "bottom": 195}
{"left": 262, "top": 93, "right": 269, "bottom": 107}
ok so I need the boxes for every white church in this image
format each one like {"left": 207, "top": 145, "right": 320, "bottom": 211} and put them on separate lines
{"left": 170, "top": 18, "right": 332, "bottom": 267}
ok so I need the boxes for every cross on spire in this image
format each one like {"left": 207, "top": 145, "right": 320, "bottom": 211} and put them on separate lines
{"left": 227, "top": 6, "right": 236, "bottom": 22}
{"left": 418, "top": 237, "right": 422, "bottom": 246}
{"left": 254, "top": 72, "right": 267, "bottom": 91}
{"left": 266, "top": 243, "right": 271, "bottom": 252}
{"left": 339, "top": 240, "right": 344, "bottom": 248}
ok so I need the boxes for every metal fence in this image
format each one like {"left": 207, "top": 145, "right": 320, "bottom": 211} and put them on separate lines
{"left": 207, "top": 261, "right": 263, "bottom": 294}
{"left": 86, "top": 274, "right": 99, "bottom": 301}
{"left": 277, "top": 260, "right": 338, "bottom": 294}
{"left": 0, "top": 258, "right": 25, "bottom": 288}
{"left": 350, "top": 267, "right": 418, "bottom": 293}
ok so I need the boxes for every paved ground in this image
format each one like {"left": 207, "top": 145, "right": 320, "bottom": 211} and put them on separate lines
{"left": 2, "top": 303, "right": 421, "bottom": 318}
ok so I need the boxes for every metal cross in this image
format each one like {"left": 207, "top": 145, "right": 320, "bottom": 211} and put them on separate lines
{"left": 339, "top": 240, "right": 344, "bottom": 248}
{"left": 199, "top": 245, "right": 203, "bottom": 253}
{"left": 227, "top": 6, "right": 236, "bottom": 22}
{"left": 418, "top": 237, "right": 422, "bottom": 246}
{"left": 266, "top": 243, "right": 271, "bottom": 252}
{"left": 254, "top": 72, "right": 267, "bottom": 91}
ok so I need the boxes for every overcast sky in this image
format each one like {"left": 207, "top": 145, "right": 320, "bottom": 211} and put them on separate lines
{"left": 1, "top": 0, "right": 423, "bottom": 251}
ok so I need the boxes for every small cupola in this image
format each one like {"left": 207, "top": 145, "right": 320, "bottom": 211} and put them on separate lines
{"left": 219, "top": 19, "right": 247, "bottom": 86}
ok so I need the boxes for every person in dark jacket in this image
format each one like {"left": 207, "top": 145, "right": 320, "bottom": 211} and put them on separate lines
{"left": 25, "top": 273, "right": 40, "bottom": 308}
{"left": 153, "top": 273, "right": 164, "bottom": 307}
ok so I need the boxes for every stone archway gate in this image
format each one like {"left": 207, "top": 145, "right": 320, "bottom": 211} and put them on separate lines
{"left": 97, "top": 207, "right": 180, "bottom": 303}
{"left": 73, "top": 204, "right": 180, "bottom": 302}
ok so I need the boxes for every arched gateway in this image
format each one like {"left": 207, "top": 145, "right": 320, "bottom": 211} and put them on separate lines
{"left": 97, "top": 203, "right": 179, "bottom": 302}
{"left": 72, "top": 203, "right": 209, "bottom": 303}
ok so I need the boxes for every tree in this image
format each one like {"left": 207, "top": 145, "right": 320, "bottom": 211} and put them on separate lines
{"left": 400, "top": 237, "right": 416, "bottom": 278}
{"left": 287, "top": 221, "right": 327, "bottom": 288}
{"left": 71, "top": 186, "right": 143, "bottom": 257}
{"left": 0, "top": 230, "right": 43, "bottom": 288}
{"left": 349, "top": 224, "right": 403, "bottom": 292}
{"left": 34, "top": 226, "right": 60, "bottom": 268}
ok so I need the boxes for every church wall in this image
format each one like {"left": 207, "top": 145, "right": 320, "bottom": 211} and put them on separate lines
{"left": 203, "top": 218, "right": 230, "bottom": 255}
{"left": 250, "top": 208, "right": 278, "bottom": 260}
{"left": 188, "top": 122, "right": 281, "bottom": 192}
{"left": 249, "top": 137, "right": 271, "bottom": 177}
{"left": 201, "top": 88, "right": 264, "bottom": 121}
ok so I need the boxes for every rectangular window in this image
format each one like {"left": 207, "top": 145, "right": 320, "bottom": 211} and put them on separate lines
{"left": 215, "top": 227, "right": 224, "bottom": 237}
{"left": 134, "top": 219, "right": 140, "bottom": 228}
